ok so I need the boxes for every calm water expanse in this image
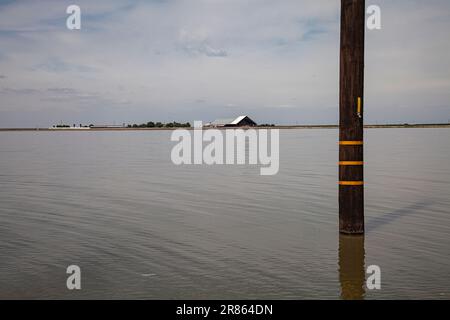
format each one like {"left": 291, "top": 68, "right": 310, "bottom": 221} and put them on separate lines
{"left": 0, "top": 128, "right": 449, "bottom": 299}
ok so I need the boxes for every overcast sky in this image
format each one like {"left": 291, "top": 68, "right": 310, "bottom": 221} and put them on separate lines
{"left": 0, "top": 0, "right": 449, "bottom": 127}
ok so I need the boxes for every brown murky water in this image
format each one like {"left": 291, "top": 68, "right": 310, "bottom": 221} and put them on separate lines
{"left": 0, "top": 128, "right": 449, "bottom": 299}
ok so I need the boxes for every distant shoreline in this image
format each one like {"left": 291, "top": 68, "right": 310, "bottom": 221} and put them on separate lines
{"left": 1, "top": 123, "right": 450, "bottom": 131}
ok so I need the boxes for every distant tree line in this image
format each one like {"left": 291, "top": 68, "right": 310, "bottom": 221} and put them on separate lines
{"left": 258, "top": 124, "right": 276, "bottom": 127}
{"left": 127, "top": 121, "right": 191, "bottom": 128}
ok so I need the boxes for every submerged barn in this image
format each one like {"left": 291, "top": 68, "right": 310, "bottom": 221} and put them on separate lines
{"left": 206, "top": 115, "right": 257, "bottom": 128}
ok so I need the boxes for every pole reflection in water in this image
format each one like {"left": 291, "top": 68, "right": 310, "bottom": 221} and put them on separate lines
{"left": 338, "top": 234, "right": 366, "bottom": 300}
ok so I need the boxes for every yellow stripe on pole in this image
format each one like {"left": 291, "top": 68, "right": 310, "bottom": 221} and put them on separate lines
{"left": 339, "top": 181, "right": 364, "bottom": 186}
{"left": 357, "top": 97, "right": 362, "bottom": 115}
{"left": 339, "top": 141, "right": 363, "bottom": 145}
{"left": 339, "top": 161, "right": 364, "bottom": 166}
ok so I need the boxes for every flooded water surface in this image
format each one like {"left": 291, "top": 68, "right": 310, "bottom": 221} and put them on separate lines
{"left": 0, "top": 128, "right": 449, "bottom": 299}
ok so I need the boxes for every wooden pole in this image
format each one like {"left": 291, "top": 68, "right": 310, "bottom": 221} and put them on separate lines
{"left": 339, "top": 234, "right": 365, "bottom": 299}
{"left": 339, "top": 0, "right": 365, "bottom": 234}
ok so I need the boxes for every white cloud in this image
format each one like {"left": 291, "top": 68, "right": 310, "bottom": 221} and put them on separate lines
{"left": 0, "top": 0, "right": 449, "bottom": 126}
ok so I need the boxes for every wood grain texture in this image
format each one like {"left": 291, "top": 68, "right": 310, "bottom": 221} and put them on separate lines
{"left": 339, "top": 0, "right": 365, "bottom": 234}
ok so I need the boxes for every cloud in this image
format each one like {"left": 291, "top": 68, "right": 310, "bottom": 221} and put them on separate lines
{"left": 33, "top": 57, "right": 97, "bottom": 73}
{"left": 182, "top": 41, "right": 228, "bottom": 57}
{"left": 0, "top": 87, "right": 38, "bottom": 94}
{"left": 43, "top": 87, "right": 101, "bottom": 102}
{"left": 201, "top": 44, "right": 227, "bottom": 57}
{"left": 47, "top": 87, "right": 78, "bottom": 94}
{"left": 0, "top": 0, "right": 449, "bottom": 127}
{"left": 178, "top": 28, "right": 228, "bottom": 57}
{"left": 275, "top": 104, "right": 296, "bottom": 109}
{"left": 299, "top": 20, "right": 328, "bottom": 41}
{"left": 179, "top": 39, "right": 228, "bottom": 57}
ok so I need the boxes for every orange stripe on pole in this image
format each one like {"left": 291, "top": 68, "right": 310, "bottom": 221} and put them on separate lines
{"left": 339, "top": 181, "right": 364, "bottom": 186}
{"left": 339, "top": 141, "right": 363, "bottom": 145}
{"left": 339, "top": 161, "right": 364, "bottom": 166}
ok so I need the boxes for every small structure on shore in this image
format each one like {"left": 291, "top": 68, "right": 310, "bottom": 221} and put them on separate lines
{"left": 49, "top": 123, "right": 126, "bottom": 130}
{"left": 205, "top": 115, "right": 257, "bottom": 128}
{"left": 49, "top": 124, "right": 90, "bottom": 130}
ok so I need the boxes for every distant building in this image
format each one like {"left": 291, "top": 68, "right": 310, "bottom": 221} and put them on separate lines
{"left": 205, "top": 115, "right": 257, "bottom": 128}
{"left": 49, "top": 124, "right": 90, "bottom": 130}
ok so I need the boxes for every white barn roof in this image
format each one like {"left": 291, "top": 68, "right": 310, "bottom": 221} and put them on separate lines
{"left": 208, "top": 115, "right": 256, "bottom": 127}
{"left": 230, "top": 115, "right": 247, "bottom": 125}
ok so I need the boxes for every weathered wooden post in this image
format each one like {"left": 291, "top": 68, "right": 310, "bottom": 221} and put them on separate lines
{"left": 339, "top": 234, "right": 365, "bottom": 299}
{"left": 339, "top": 0, "right": 365, "bottom": 234}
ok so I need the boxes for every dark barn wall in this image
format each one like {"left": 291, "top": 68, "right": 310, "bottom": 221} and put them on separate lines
{"left": 237, "top": 117, "right": 257, "bottom": 126}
